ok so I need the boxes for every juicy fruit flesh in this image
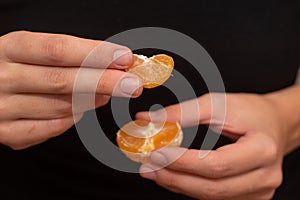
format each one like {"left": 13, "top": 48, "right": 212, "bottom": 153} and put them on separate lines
{"left": 117, "top": 120, "right": 180, "bottom": 154}
{"left": 125, "top": 54, "right": 174, "bottom": 88}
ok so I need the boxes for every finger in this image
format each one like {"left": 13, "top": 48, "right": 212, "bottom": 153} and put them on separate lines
{"left": 0, "top": 114, "right": 83, "bottom": 150}
{"left": 6, "top": 63, "right": 142, "bottom": 96}
{"left": 148, "top": 133, "right": 277, "bottom": 178}
{"left": 136, "top": 93, "right": 227, "bottom": 128}
{"left": 0, "top": 94, "right": 109, "bottom": 120}
{"left": 136, "top": 97, "right": 203, "bottom": 128}
{"left": 1, "top": 31, "right": 132, "bottom": 68}
{"left": 140, "top": 163, "right": 281, "bottom": 200}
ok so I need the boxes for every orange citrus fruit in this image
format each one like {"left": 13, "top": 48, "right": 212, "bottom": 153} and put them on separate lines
{"left": 125, "top": 54, "right": 174, "bottom": 88}
{"left": 116, "top": 120, "right": 183, "bottom": 163}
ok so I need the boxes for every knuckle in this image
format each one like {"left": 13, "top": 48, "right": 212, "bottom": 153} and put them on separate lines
{"left": 96, "top": 95, "right": 110, "bottom": 107}
{"left": 58, "top": 103, "right": 72, "bottom": 116}
{"left": 101, "top": 96, "right": 111, "bottom": 106}
{"left": 0, "top": 30, "right": 27, "bottom": 49}
{"left": 157, "top": 173, "right": 179, "bottom": 190}
{"left": 1, "top": 31, "right": 23, "bottom": 42}
{"left": 50, "top": 97, "right": 72, "bottom": 116}
{"left": 0, "top": 65, "right": 12, "bottom": 87}
{"left": 45, "top": 70, "right": 69, "bottom": 92}
{"left": 0, "top": 99, "right": 8, "bottom": 115}
{"left": 204, "top": 92, "right": 222, "bottom": 101}
{"left": 172, "top": 156, "right": 189, "bottom": 171}
{"left": 0, "top": 31, "right": 30, "bottom": 61}
{"left": 201, "top": 93, "right": 211, "bottom": 102}
{"left": 46, "top": 118, "right": 72, "bottom": 137}
{"left": 258, "top": 167, "right": 283, "bottom": 194}
{"left": 0, "top": 67, "right": 8, "bottom": 82}
{"left": 48, "top": 119, "right": 65, "bottom": 137}
{"left": 260, "top": 190, "right": 276, "bottom": 200}
{"left": 268, "top": 171, "right": 283, "bottom": 189}
{"left": 5, "top": 30, "right": 28, "bottom": 38}
{"left": 43, "top": 36, "right": 68, "bottom": 63}
{"left": 100, "top": 99, "right": 110, "bottom": 107}
{"left": 263, "top": 140, "right": 279, "bottom": 163}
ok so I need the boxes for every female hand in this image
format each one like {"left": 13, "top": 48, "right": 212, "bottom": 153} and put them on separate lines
{"left": 0, "top": 31, "right": 142, "bottom": 150}
{"left": 136, "top": 89, "right": 300, "bottom": 200}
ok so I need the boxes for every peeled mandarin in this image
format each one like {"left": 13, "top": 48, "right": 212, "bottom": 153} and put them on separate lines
{"left": 116, "top": 120, "right": 183, "bottom": 163}
{"left": 125, "top": 54, "right": 174, "bottom": 88}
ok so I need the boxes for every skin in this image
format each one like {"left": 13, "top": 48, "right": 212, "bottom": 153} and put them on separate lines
{"left": 2, "top": 30, "right": 300, "bottom": 200}
{"left": 0, "top": 31, "right": 143, "bottom": 150}
{"left": 137, "top": 84, "right": 300, "bottom": 200}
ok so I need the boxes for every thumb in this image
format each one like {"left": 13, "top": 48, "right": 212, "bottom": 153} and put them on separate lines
{"left": 135, "top": 95, "right": 213, "bottom": 128}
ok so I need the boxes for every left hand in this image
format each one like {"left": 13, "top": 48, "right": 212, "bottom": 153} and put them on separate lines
{"left": 136, "top": 93, "right": 287, "bottom": 200}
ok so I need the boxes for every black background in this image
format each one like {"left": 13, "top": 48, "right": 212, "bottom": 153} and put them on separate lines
{"left": 0, "top": 0, "right": 299, "bottom": 199}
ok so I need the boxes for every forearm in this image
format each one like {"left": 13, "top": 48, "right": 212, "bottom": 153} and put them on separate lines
{"left": 265, "top": 84, "right": 300, "bottom": 154}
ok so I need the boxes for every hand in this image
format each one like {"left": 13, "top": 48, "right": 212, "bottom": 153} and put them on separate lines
{"left": 136, "top": 93, "right": 289, "bottom": 200}
{"left": 0, "top": 31, "right": 142, "bottom": 150}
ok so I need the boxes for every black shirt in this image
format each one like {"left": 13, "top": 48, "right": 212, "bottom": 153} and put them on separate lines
{"left": 0, "top": 0, "right": 299, "bottom": 199}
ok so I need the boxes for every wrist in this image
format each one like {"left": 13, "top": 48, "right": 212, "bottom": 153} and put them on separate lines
{"left": 265, "top": 84, "right": 300, "bottom": 155}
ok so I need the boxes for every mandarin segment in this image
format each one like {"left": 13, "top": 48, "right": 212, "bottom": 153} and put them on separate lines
{"left": 117, "top": 131, "right": 146, "bottom": 153}
{"left": 116, "top": 120, "right": 183, "bottom": 163}
{"left": 151, "top": 54, "right": 175, "bottom": 67}
{"left": 125, "top": 54, "right": 174, "bottom": 88}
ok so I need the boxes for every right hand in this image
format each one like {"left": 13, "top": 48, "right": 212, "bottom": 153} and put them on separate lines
{"left": 0, "top": 31, "right": 143, "bottom": 150}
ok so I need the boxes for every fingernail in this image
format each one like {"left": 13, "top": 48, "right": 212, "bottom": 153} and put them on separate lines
{"left": 113, "top": 49, "right": 131, "bottom": 66}
{"left": 120, "top": 77, "right": 141, "bottom": 96}
{"left": 151, "top": 151, "right": 168, "bottom": 166}
{"left": 140, "top": 166, "right": 156, "bottom": 180}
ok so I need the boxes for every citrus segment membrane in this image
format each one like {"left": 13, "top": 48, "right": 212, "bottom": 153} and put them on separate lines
{"left": 125, "top": 54, "right": 174, "bottom": 88}
{"left": 116, "top": 120, "right": 183, "bottom": 163}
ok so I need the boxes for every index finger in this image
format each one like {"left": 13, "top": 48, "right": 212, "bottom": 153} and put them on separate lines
{"left": 136, "top": 97, "right": 203, "bottom": 128}
{"left": 149, "top": 132, "right": 275, "bottom": 178}
{"left": 1, "top": 31, "right": 132, "bottom": 68}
